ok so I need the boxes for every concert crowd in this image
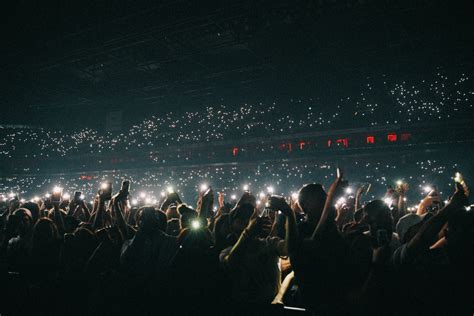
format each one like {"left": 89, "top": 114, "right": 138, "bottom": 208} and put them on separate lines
{"left": 0, "top": 168, "right": 472, "bottom": 314}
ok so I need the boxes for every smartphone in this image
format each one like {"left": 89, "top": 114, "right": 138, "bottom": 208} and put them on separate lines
{"left": 74, "top": 191, "right": 83, "bottom": 202}
{"left": 121, "top": 180, "right": 130, "bottom": 195}
{"left": 52, "top": 189, "right": 62, "bottom": 203}
{"left": 100, "top": 181, "right": 113, "bottom": 200}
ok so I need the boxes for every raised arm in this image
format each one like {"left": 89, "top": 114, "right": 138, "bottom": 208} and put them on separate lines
{"left": 268, "top": 196, "right": 297, "bottom": 256}
{"left": 311, "top": 168, "right": 346, "bottom": 240}
{"left": 405, "top": 183, "right": 467, "bottom": 257}
{"left": 223, "top": 209, "right": 268, "bottom": 267}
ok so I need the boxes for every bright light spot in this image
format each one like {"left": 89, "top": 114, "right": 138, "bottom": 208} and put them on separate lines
{"left": 259, "top": 191, "right": 266, "bottom": 199}
{"left": 53, "top": 186, "right": 62, "bottom": 194}
{"left": 139, "top": 192, "right": 146, "bottom": 199}
{"left": 63, "top": 193, "right": 71, "bottom": 200}
{"left": 423, "top": 186, "right": 433, "bottom": 193}
{"left": 160, "top": 191, "right": 166, "bottom": 197}
{"left": 100, "top": 182, "right": 109, "bottom": 190}
{"left": 131, "top": 199, "right": 138, "bottom": 206}
{"left": 145, "top": 197, "right": 152, "bottom": 204}
{"left": 345, "top": 187, "right": 353, "bottom": 194}
{"left": 45, "top": 193, "right": 51, "bottom": 198}
{"left": 291, "top": 192, "right": 298, "bottom": 200}
{"left": 8, "top": 192, "right": 16, "bottom": 198}
{"left": 384, "top": 198, "right": 393, "bottom": 206}
{"left": 231, "top": 194, "right": 237, "bottom": 200}
{"left": 243, "top": 184, "right": 249, "bottom": 191}
{"left": 267, "top": 186, "right": 274, "bottom": 194}
{"left": 167, "top": 186, "right": 174, "bottom": 194}
{"left": 80, "top": 194, "right": 85, "bottom": 200}
{"left": 200, "top": 184, "right": 208, "bottom": 192}
{"left": 191, "top": 220, "right": 201, "bottom": 229}
{"left": 396, "top": 180, "right": 403, "bottom": 186}
{"left": 335, "top": 197, "right": 346, "bottom": 207}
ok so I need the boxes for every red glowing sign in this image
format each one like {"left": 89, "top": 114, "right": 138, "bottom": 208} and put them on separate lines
{"left": 232, "top": 147, "right": 239, "bottom": 156}
{"left": 387, "top": 134, "right": 397, "bottom": 142}
{"left": 366, "top": 136, "right": 375, "bottom": 144}
{"left": 279, "top": 143, "right": 293, "bottom": 153}
{"left": 336, "top": 138, "right": 348, "bottom": 148}
{"left": 299, "top": 141, "right": 306, "bottom": 150}
{"left": 401, "top": 133, "right": 411, "bottom": 141}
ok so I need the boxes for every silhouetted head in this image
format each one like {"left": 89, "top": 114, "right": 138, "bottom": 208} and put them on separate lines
{"left": 21, "top": 202, "right": 40, "bottom": 224}
{"left": 362, "top": 200, "right": 393, "bottom": 235}
{"left": 177, "top": 204, "right": 198, "bottom": 230}
{"left": 229, "top": 203, "right": 254, "bottom": 235}
{"left": 298, "top": 183, "right": 327, "bottom": 224}
{"left": 32, "top": 217, "right": 59, "bottom": 247}
{"left": 136, "top": 206, "right": 167, "bottom": 232}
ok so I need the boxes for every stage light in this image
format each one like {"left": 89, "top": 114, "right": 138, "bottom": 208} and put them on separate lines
{"left": 345, "top": 187, "right": 353, "bottom": 194}
{"left": 100, "top": 182, "right": 109, "bottom": 190}
{"left": 167, "top": 186, "right": 174, "bottom": 194}
{"left": 231, "top": 194, "right": 237, "bottom": 200}
{"left": 243, "top": 184, "right": 249, "bottom": 191}
{"left": 45, "top": 193, "right": 51, "bottom": 198}
{"left": 267, "top": 186, "right": 274, "bottom": 194}
{"left": 80, "top": 194, "right": 85, "bottom": 200}
{"left": 396, "top": 180, "right": 403, "bottom": 186}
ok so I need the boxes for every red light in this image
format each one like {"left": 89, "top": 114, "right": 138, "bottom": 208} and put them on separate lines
{"left": 299, "top": 141, "right": 306, "bottom": 150}
{"left": 327, "top": 139, "right": 332, "bottom": 147}
{"left": 401, "top": 133, "right": 411, "bottom": 141}
{"left": 366, "top": 136, "right": 375, "bottom": 144}
{"left": 387, "top": 134, "right": 397, "bottom": 142}
{"left": 232, "top": 147, "right": 239, "bottom": 156}
{"left": 336, "top": 138, "right": 348, "bottom": 148}
{"left": 279, "top": 143, "right": 293, "bottom": 153}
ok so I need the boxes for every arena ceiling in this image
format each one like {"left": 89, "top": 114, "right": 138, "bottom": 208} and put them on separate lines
{"left": 0, "top": 0, "right": 472, "bottom": 128}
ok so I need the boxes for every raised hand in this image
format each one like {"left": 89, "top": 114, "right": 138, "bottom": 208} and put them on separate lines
{"left": 268, "top": 195, "right": 293, "bottom": 217}
{"left": 218, "top": 192, "right": 225, "bottom": 208}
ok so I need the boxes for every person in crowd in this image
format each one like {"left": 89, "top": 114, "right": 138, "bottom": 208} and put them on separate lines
{"left": 0, "top": 173, "right": 471, "bottom": 315}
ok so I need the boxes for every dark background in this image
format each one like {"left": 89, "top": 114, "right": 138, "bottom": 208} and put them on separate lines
{"left": 0, "top": 0, "right": 473, "bottom": 129}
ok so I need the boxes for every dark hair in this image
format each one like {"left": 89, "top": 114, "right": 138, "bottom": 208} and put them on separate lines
{"left": 31, "top": 217, "right": 60, "bottom": 253}
{"left": 136, "top": 206, "right": 168, "bottom": 232}
{"left": 177, "top": 204, "right": 198, "bottom": 229}
{"left": 229, "top": 203, "right": 254, "bottom": 224}
{"left": 21, "top": 202, "right": 40, "bottom": 223}
{"left": 298, "top": 183, "right": 327, "bottom": 222}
